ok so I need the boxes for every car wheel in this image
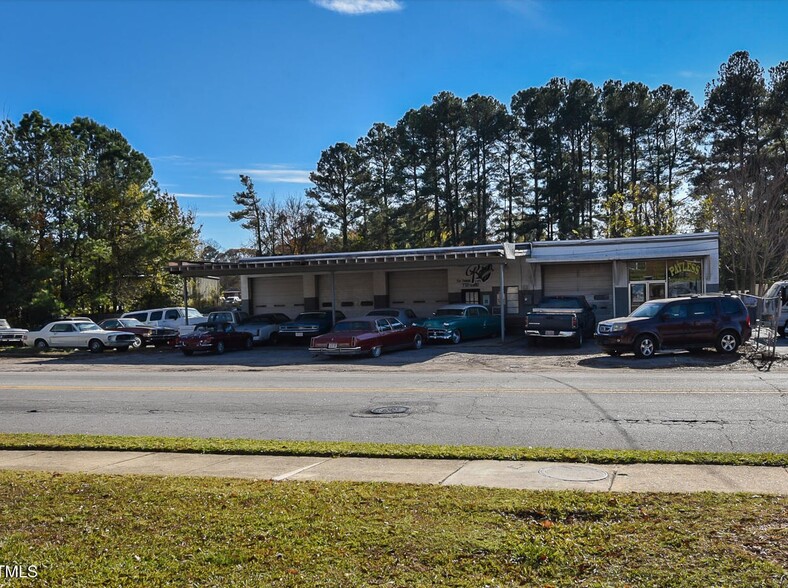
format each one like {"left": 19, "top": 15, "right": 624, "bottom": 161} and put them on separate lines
{"left": 715, "top": 330, "right": 740, "bottom": 354}
{"left": 527, "top": 336, "right": 540, "bottom": 346}
{"left": 412, "top": 334, "right": 423, "bottom": 350}
{"left": 88, "top": 339, "right": 105, "bottom": 353}
{"left": 779, "top": 321, "right": 787, "bottom": 338}
{"left": 182, "top": 350, "right": 194, "bottom": 356}
{"left": 116, "top": 346, "right": 129, "bottom": 353}
{"left": 269, "top": 332, "right": 279, "bottom": 345}
{"left": 634, "top": 334, "right": 657, "bottom": 359}
{"left": 572, "top": 330, "right": 584, "bottom": 348}
{"left": 244, "top": 337, "right": 253, "bottom": 350}
{"left": 215, "top": 341, "right": 225, "bottom": 355}
{"left": 34, "top": 339, "right": 50, "bottom": 351}
{"left": 370, "top": 345, "right": 382, "bottom": 358}
{"left": 450, "top": 330, "right": 462, "bottom": 344}
{"left": 131, "top": 336, "right": 143, "bottom": 349}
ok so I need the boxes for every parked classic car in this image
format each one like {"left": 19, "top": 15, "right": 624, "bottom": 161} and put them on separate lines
{"left": 0, "top": 319, "right": 28, "bottom": 346}
{"left": 98, "top": 318, "right": 178, "bottom": 349}
{"left": 175, "top": 321, "right": 254, "bottom": 355}
{"left": 596, "top": 294, "right": 752, "bottom": 358}
{"left": 23, "top": 319, "right": 136, "bottom": 352}
{"left": 277, "top": 311, "right": 346, "bottom": 343}
{"left": 524, "top": 295, "right": 597, "bottom": 348}
{"left": 365, "top": 307, "right": 423, "bottom": 326}
{"left": 419, "top": 304, "right": 499, "bottom": 344}
{"left": 309, "top": 317, "right": 427, "bottom": 357}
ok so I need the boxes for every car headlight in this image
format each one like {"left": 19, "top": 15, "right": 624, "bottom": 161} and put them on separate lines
{"left": 610, "top": 323, "right": 627, "bottom": 332}
{"left": 442, "top": 322, "right": 451, "bottom": 327}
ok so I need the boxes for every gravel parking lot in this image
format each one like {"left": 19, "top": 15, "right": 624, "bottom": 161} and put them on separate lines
{"left": 1, "top": 335, "right": 785, "bottom": 373}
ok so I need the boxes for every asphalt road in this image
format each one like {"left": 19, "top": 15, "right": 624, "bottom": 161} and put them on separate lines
{"left": 1, "top": 368, "right": 786, "bottom": 453}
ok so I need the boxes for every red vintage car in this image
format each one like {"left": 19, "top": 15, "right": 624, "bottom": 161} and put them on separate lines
{"left": 176, "top": 322, "right": 253, "bottom": 356}
{"left": 309, "top": 317, "right": 427, "bottom": 358}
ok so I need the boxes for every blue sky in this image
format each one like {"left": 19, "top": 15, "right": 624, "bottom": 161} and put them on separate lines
{"left": 3, "top": 0, "right": 787, "bottom": 249}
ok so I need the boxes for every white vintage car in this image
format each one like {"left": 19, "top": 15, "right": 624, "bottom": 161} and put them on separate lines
{"left": 0, "top": 319, "right": 28, "bottom": 346}
{"left": 23, "top": 319, "right": 137, "bottom": 353}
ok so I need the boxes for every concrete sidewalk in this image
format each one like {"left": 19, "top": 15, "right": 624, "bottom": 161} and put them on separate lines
{"left": 0, "top": 450, "right": 785, "bottom": 494}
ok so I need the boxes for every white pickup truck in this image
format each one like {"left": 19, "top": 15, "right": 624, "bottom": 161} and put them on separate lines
{"left": 764, "top": 280, "right": 788, "bottom": 338}
{"left": 205, "top": 310, "right": 291, "bottom": 344}
{"left": 0, "top": 319, "right": 28, "bottom": 346}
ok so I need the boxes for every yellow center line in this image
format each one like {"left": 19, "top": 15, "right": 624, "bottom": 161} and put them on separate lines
{"left": 0, "top": 384, "right": 762, "bottom": 394}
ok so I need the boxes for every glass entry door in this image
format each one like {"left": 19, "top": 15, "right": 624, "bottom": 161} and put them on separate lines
{"left": 630, "top": 281, "right": 666, "bottom": 312}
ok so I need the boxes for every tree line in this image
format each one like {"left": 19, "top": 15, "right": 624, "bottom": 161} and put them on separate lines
{"left": 297, "top": 51, "right": 786, "bottom": 293}
{"left": 0, "top": 111, "right": 199, "bottom": 326}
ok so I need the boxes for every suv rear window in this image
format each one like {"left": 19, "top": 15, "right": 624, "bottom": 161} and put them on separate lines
{"left": 720, "top": 298, "right": 743, "bottom": 315}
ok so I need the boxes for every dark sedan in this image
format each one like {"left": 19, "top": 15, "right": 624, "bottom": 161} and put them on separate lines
{"left": 98, "top": 318, "right": 178, "bottom": 349}
{"left": 309, "top": 317, "right": 427, "bottom": 358}
{"left": 176, "top": 322, "right": 253, "bottom": 356}
{"left": 277, "top": 311, "right": 346, "bottom": 343}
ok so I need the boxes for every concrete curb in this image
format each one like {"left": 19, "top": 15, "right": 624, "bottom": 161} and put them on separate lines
{"left": 0, "top": 450, "right": 786, "bottom": 495}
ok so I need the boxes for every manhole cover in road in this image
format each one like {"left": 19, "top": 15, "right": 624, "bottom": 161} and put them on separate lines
{"left": 370, "top": 406, "right": 410, "bottom": 415}
{"left": 538, "top": 465, "right": 609, "bottom": 482}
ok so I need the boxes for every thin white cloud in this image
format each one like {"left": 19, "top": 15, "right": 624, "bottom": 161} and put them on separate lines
{"left": 312, "top": 0, "right": 403, "bottom": 15}
{"left": 497, "top": 0, "right": 553, "bottom": 30}
{"left": 172, "top": 193, "right": 224, "bottom": 199}
{"left": 222, "top": 167, "right": 313, "bottom": 184}
{"left": 194, "top": 211, "right": 232, "bottom": 218}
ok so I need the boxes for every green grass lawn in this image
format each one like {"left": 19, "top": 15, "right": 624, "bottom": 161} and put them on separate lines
{"left": 1, "top": 432, "right": 786, "bottom": 466}
{"left": 0, "top": 470, "right": 785, "bottom": 587}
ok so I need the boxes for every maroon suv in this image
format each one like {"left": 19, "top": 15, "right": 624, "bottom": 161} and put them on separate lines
{"left": 595, "top": 295, "right": 751, "bottom": 358}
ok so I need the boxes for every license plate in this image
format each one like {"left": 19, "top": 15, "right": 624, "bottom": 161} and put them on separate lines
{"left": 328, "top": 343, "right": 337, "bottom": 349}
{"left": 295, "top": 332, "right": 304, "bottom": 337}
{"left": 547, "top": 330, "right": 557, "bottom": 336}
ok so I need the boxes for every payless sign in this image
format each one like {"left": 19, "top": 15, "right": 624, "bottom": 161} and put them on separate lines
{"left": 457, "top": 264, "right": 494, "bottom": 287}
{"left": 668, "top": 260, "right": 700, "bottom": 277}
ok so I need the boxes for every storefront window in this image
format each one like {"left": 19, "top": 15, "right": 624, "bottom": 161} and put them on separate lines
{"left": 627, "top": 260, "right": 667, "bottom": 281}
{"left": 667, "top": 259, "right": 702, "bottom": 297}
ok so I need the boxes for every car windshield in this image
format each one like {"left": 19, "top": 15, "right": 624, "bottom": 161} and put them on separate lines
{"left": 538, "top": 298, "right": 583, "bottom": 309}
{"left": 76, "top": 323, "right": 101, "bottom": 332}
{"left": 187, "top": 308, "right": 203, "bottom": 318}
{"left": 334, "top": 321, "right": 374, "bottom": 332}
{"left": 630, "top": 302, "right": 663, "bottom": 318}
{"left": 194, "top": 324, "right": 219, "bottom": 333}
{"left": 434, "top": 309, "right": 464, "bottom": 317}
{"left": 764, "top": 282, "right": 785, "bottom": 300}
{"left": 295, "top": 313, "right": 327, "bottom": 321}
{"left": 119, "top": 319, "right": 144, "bottom": 327}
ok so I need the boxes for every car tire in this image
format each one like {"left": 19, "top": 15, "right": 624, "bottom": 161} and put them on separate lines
{"left": 131, "top": 336, "right": 143, "bottom": 349}
{"left": 412, "top": 334, "right": 423, "bottom": 350}
{"left": 370, "top": 345, "right": 382, "bottom": 358}
{"left": 182, "top": 350, "right": 194, "bottom": 356}
{"left": 715, "top": 330, "right": 740, "bottom": 354}
{"left": 88, "top": 339, "right": 105, "bottom": 353}
{"left": 244, "top": 337, "right": 253, "bottom": 350}
{"left": 634, "top": 334, "right": 657, "bottom": 359}
{"left": 450, "top": 330, "right": 462, "bottom": 345}
{"left": 269, "top": 332, "right": 279, "bottom": 345}
{"left": 215, "top": 341, "right": 225, "bottom": 355}
{"left": 527, "top": 336, "right": 540, "bottom": 346}
{"left": 779, "top": 321, "right": 787, "bottom": 338}
{"left": 116, "top": 346, "right": 129, "bottom": 353}
{"left": 572, "top": 331, "right": 584, "bottom": 348}
{"left": 34, "top": 339, "right": 50, "bottom": 351}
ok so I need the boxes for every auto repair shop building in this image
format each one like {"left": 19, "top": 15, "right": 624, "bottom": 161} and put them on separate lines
{"left": 169, "top": 232, "right": 719, "bottom": 330}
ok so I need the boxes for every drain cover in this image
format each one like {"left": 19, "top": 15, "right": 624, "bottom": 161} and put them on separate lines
{"left": 370, "top": 406, "right": 410, "bottom": 415}
{"left": 538, "top": 465, "right": 609, "bottom": 482}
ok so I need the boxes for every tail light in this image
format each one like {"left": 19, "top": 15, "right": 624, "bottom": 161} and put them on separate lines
{"left": 571, "top": 316, "right": 578, "bottom": 329}
{"left": 351, "top": 337, "right": 356, "bottom": 347}
{"left": 746, "top": 314, "right": 751, "bottom": 328}
{"left": 310, "top": 337, "right": 316, "bottom": 346}
{"left": 524, "top": 317, "right": 529, "bottom": 327}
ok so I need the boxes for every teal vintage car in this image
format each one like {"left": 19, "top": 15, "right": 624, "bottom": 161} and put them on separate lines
{"left": 420, "top": 304, "right": 499, "bottom": 344}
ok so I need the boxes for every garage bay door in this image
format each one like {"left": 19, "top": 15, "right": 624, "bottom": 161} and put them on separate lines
{"left": 388, "top": 269, "right": 449, "bottom": 317}
{"left": 317, "top": 272, "right": 374, "bottom": 317}
{"left": 251, "top": 276, "right": 304, "bottom": 319}
{"left": 543, "top": 263, "right": 613, "bottom": 322}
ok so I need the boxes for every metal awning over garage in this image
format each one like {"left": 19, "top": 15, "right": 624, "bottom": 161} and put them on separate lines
{"left": 168, "top": 243, "right": 530, "bottom": 277}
